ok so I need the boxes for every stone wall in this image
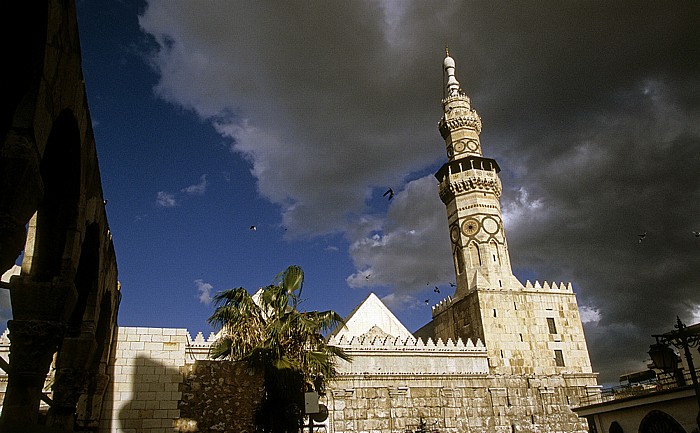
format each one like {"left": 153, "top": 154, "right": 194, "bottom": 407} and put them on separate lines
{"left": 98, "top": 327, "right": 188, "bottom": 433}
{"left": 30, "top": 325, "right": 595, "bottom": 433}
{"left": 433, "top": 281, "right": 594, "bottom": 377}
{"left": 326, "top": 374, "right": 596, "bottom": 433}
{"left": 94, "top": 326, "right": 263, "bottom": 433}
{"left": 178, "top": 360, "right": 264, "bottom": 433}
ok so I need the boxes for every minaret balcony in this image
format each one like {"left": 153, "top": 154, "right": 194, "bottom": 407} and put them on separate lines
{"left": 439, "top": 110, "right": 482, "bottom": 139}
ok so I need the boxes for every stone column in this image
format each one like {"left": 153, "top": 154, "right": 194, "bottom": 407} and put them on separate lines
{"left": 0, "top": 129, "right": 43, "bottom": 274}
{"left": 75, "top": 371, "right": 110, "bottom": 431}
{"left": 47, "top": 367, "right": 88, "bottom": 431}
{"left": 47, "top": 335, "right": 97, "bottom": 431}
{"left": 0, "top": 319, "right": 63, "bottom": 429}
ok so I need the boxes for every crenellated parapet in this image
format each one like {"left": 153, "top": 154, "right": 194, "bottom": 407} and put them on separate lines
{"left": 328, "top": 333, "right": 484, "bottom": 353}
{"left": 431, "top": 296, "right": 455, "bottom": 316}
{"left": 524, "top": 280, "right": 574, "bottom": 293}
{"left": 184, "top": 330, "right": 218, "bottom": 362}
{"left": 331, "top": 330, "right": 489, "bottom": 376}
{"left": 186, "top": 330, "right": 218, "bottom": 347}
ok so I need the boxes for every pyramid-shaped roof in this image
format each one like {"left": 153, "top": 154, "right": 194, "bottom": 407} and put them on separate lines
{"left": 329, "top": 292, "right": 414, "bottom": 341}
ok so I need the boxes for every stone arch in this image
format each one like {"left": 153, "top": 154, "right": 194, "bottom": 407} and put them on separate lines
{"left": 1, "top": 1, "right": 121, "bottom": 429}
{"left": 454, "top": 245, "right": 465, "bottom": 274}
{"left": 25, "top": 109, "right": 82, "bottom": 282}
{"left": 77, "top": 292, "right": 117, "bottom": 426}
{"left": 638, "top": 410, "right": 686, "bottom": 433}
{"left": 610, "top": 421, "right": 623, "bottom": 433}
{"left": 468, "top": 241, "right": 481, "bottom": 267}
{"left": 66, "top": 223, "right": 100, "bottom": 337}
{"left": 489, "top": 240, "right": 501, "bottom": 265}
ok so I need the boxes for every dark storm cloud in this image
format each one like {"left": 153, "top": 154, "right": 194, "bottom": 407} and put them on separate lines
{"left": 139, "top": 1, "right": 699, "bottom": 383}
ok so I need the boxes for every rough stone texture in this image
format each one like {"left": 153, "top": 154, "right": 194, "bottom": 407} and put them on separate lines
{"left": 324, "top": 294, "right": 599, "bottom": 433}
{"left": 0, "top": 321, "right": 596, "bottom": 432}
{"left": 326, "top": 374, "right": 594, "bottom": 433}
{"left": 178, "top": 360, "right": 264, "bottom": 433}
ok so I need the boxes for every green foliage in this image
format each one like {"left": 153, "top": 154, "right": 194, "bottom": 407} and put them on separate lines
{"left": 207, "top": 265, "right": 350, "bottom": 433}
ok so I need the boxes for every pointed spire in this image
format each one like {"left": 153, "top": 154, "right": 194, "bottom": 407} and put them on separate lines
{"left": 443, "top": 46, "right": 461, "bottom": 96}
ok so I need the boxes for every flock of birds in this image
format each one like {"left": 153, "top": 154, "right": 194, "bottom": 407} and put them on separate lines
{"left": 638, "top": 231, "right": 700, "bottom": 243}
{"left": 246, "top": 188, "right": 697, "bottom": 308}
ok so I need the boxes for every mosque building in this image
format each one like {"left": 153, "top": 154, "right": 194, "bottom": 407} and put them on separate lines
{"left": 324, "top": 51, "right": 599, "bottom": 432}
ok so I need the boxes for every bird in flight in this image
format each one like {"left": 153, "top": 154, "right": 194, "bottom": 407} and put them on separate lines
{"left": 383, "top": 188, "right": 394, "bottom": 201}
{"left": 365, "top": 274, "right": 371, "bottom": 280}
{"left": 638, "top": 231, "right": 646, "bottom": 243}
{"left": 449, "top": 282, "right": 456, "bottom": 287}
{"left": 424, "top": 299, "right": 430, "bottom": 305}
{"left": 693, "top": 231, "right": 700, "bottom": 237}
{"left": 434, "top": 287, "right": 440, "bottom": 293}
{"left": 250, "top": 225, "right": 257, "bottom": 231}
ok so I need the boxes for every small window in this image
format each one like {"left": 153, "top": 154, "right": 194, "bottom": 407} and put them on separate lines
{"left": 554, "top": 350, "right": 565, "bottom": 367}
{"left": 547, "top": 317, "right": 557, "bottom": 334}
{"left": 493, "top": 309, "right": 497, "bottom": 317}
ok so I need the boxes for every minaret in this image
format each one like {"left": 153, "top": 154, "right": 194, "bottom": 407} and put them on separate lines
{"left": 435, "top": 49, "right": 517, "bottom": 299}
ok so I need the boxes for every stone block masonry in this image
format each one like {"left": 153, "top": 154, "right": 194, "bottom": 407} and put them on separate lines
{"left": 74, "top": 323, "right": 598, "bottom": 432}
{"left": 98, "top": 327, "right": 188, "bottom": 433}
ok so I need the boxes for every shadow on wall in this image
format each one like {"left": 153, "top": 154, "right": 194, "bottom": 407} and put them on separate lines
{"left": 100, "top": 354, "right": 182, "bottom": 432}
{"left": 178, "top": 360, "right": 265, "bottom": 433}
{"left": 100, "top": 349, "right": 264, "bottom": 432}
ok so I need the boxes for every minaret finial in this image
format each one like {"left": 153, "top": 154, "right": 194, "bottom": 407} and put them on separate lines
{"left": 443, "top": 48, "right": 460, "bottom": 96}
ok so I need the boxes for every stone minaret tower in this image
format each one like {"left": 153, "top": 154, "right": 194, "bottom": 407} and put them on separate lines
{"left": 432, "top": 51, "right": 596, "bottom": 378}
{"left": 435, "top": 49, "right": 516, "bottom": 297}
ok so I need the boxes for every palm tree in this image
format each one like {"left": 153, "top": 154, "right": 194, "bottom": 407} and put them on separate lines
{"left": 208, "top": 265, "right": 350, "bottom": 432}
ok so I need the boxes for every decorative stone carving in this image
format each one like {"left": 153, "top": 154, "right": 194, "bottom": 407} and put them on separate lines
{"left": 6, "top": 319, "right": 64, "bottom": 382}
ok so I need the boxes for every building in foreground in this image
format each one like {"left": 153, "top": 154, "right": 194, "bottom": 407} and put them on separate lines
{"left": 574, "top": 320, "right": 700, "bottom": 433}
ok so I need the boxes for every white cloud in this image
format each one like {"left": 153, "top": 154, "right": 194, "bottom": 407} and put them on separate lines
{"left": 346, "top": 176, "right": 453, "bottom": 293}
{"left": 195, "top": 279, "right": 214, "bottom": 305}
{"left": 181, "top": 174, "right": 208, "bottom": 195}
{"left": 690, "top": 305, "right": 700, "bottom": 326}
{"left": 501, "top": 187, "right": 545, "bottom": 232}
{"left": 155, "top": 191, "right": 178, "bottom": 207}
{"left": 580, "top": 306, "right": 602, "bottom": 324}
{"left": 380, "top": 292, "right": 422, "bottom": 312}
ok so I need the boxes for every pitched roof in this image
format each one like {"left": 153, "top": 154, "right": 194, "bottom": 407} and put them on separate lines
{"left": 329, "top": 292, "right": 413, "bottom": 341}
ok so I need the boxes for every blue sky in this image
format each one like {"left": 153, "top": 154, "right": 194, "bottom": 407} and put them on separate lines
{"left": 53, "top": 0, "right": 700, "bottom": 384}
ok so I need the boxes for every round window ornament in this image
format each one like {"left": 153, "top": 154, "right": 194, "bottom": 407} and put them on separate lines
{"left": 482, "top": 217, "right": 499, "bottom": 234}
{"left": 450, "top": 225, "right": 461, "bottom": 243}
{"left": 461, "top": 219, "right": 479, "bottom": 236}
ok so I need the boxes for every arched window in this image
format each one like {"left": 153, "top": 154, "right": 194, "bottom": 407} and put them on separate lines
{"left": 454, "top": 247, "right": 464, "bottom": 274}
{"left": 468, "top": 241, "right": 481, "bottom": 267}
{"left": 29, "top": 110, "right": 81, "bottom": 281}
{"left": 490, "top": 240, "right": 501, "bottom": 265}
{"left": 638, "top": 410, "right": 686, "bottom": 433}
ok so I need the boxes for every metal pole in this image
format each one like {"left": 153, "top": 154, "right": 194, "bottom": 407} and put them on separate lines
{"left": 674, "top": 317, "right": 700, "bottom": 430}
